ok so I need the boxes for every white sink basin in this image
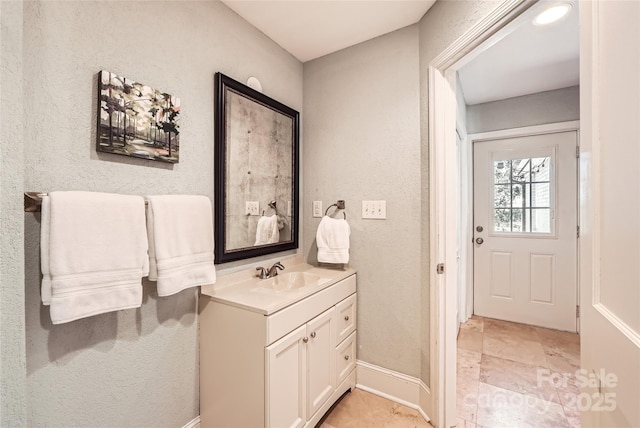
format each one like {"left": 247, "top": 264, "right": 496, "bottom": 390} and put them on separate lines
{"left": 253, "top": 272, "right": 330, "bottom": 293}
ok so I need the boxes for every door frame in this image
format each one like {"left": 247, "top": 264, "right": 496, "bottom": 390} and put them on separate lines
{"left": 468, "top": 121, "right": 580, "bottom": 332}
{"left": 427, "top": 0, "right": 570, "bottom": 426}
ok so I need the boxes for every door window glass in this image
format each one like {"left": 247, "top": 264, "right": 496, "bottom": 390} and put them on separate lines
{"left": 492, "top": 156, "right": 552, "bottom": 233}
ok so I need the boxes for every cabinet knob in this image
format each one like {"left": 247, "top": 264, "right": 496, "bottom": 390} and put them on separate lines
{"left": 344, "top": 355, "right": 350, "bottom": 361}
{"left": 344, "top": 315, "right": 350, "bottom": 321}
{"left": 303, "top": 337, "right": 309, "bottom": 343}
{"left": 310, "top": 331, "right": 316, "bottom": 338}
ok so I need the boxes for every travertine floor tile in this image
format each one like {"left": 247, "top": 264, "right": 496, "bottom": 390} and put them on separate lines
{"left": 381, "top": 403, "right": 432, "bottom": 428}
{"left": 476, "top": 382, "right": 570, "bottom": 428}
{"left": 458, "top": 348, "right": 482, "bottom": 383}
{"left": 457, "top": 417, "right": 477, "bottom": 428}
{"left": 457, "top": 316, "right": 580, "bottom": 428}
{"left": 482, "top": 333, "right": 548, "bottom": 367}
{"left": 461, "top": 317, "right": 484, "bottom": 333}
{"left": 479, "top": 354, "right": 559, "bottom": 403}
{"left": 458, "top": 328, "right": 484, "bottom": 353}
{"left": 457, "top": 379, "right": 479, "bottom": 423}
{"left": 320, "top": 388, "right": 433, "bottom": 428}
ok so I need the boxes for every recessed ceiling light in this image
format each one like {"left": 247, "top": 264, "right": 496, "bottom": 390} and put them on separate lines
{"left": 533, "top": 3, "right": 572, "bottom": 26}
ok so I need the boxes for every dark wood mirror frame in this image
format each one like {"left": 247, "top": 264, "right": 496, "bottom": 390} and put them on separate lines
{"left": 214, "top": 73, "right": 300, "bottom": 264}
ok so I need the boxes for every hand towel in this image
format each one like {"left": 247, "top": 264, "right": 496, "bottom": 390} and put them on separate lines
{"left": 40, "top": 195, "right": 52, "bottom": 305}
{"left": 146, "top": 195, "right": 216, "bottom": 297}
{"left": 254, "top": 215, "right": 280, "bottom": 245}
{"left": 41, "top": 191, "right": 148, "bottom": 324}
{"left": 316, "top": 215, "right": 351, "bottom": 264}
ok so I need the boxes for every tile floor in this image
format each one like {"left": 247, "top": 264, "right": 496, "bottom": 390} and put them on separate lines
{"left": 318, "top": 315, "right": 580, "bottom": 428}
{"left": 319, "top": 388, "right": 434, "bottom": 428}
{"left": 457, "top": 316, "right": 581, "bottom": 428}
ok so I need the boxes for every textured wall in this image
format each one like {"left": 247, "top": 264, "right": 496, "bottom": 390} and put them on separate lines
{"left": 1, "top": 1, "right": 28, "bottom": 425}
{"left": 21, "top": 1, "right": 302, "bottom": 427}
{"left": 418, "top": 0, "right": 502, "bottom": 386}
{"left": 303, "top": 26, "right": 422, "bottom": 377}
{"left": 466, "top": 85, "right": 580, "bottom": 133}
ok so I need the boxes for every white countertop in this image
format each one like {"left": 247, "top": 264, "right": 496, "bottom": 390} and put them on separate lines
{"left": 201, "top": 261, "right": 355, "bottom": 315}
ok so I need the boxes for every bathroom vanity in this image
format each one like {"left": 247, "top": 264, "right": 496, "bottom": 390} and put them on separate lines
{"left": 199, "top": 263, "right": 356, "bottom": 428}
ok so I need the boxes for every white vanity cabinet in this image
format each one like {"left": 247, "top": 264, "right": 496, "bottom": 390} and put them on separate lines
{"left": 200, "top": 272, "right": 356, "bottom": 428}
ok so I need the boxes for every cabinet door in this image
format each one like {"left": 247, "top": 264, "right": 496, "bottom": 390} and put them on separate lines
{"left": 266, "top": 325, "right": 306, "bottom": 428}
{"left": 306, "top": 307, "right": 336, "bottom": 418}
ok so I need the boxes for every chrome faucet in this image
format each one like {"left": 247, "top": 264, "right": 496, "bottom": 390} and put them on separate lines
{"left": 256, "top": 261, "right": 285, "bottom": 279}
{"left": 255, "top": 266, "right": 269, "bottom": 279}
{"left": 268, "top": 262, "right": 285, "bottom": 277}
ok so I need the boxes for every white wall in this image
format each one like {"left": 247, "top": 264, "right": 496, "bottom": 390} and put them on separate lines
{"left": 466, "top": 85, "right": 580, "bottom": 133}
{"left": 15, "top": 1, "right": 302, "bottom": 427}
{"left": 303, "top": 25, "right": 422, "bottom": 377}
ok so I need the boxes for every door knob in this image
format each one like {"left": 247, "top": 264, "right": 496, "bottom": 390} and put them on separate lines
{"left": 475, "top": 237, "right": 484, "bottom": 245}
{"left": 476, "top": 225, "right": 484, "bottom": 232}
{"left": 303, "top": 337, "right": 309, "bottom": 343}
{"left": 310, "top": 331, "right": 316, "bottom": 338}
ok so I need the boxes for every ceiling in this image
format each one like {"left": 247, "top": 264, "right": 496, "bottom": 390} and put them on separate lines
{"left": 222, "top": 0, "right": 579, "bottom": 105}
{"left": 221, "top": 0, "right": 436, "bottom": 63}
{"left": 458, "top": 1, "right": 580, "bottom": 105}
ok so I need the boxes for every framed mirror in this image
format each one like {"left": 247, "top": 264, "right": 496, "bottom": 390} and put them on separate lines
{"left": 214, "top": 73, "right": 299, "bottom": 264}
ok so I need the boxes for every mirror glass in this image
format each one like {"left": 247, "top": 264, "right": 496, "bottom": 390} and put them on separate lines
{"left": 214, "top": 73, "right": 299, "bottom": 264}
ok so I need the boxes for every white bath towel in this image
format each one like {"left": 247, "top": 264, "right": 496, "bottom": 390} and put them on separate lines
{"left": 316, "top": 216, "right": 351, "bottom": 264}
{"left": 254, "top": 215, "right": 280, "bottom": 246}
{"left": 41, "top": 191, "right": 149, "bottom": 324}
{"left": 40, "top": 195, "right": 52, "bottom": 305}
{"left": 146, "top": 195, "right": 216, "bottom": 297}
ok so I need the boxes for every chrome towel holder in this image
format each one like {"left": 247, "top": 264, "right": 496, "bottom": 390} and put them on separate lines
{"left": 324, "top": 200, "right": 346, "bottom": 219}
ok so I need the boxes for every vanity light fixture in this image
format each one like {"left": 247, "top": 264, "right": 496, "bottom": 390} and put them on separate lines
{"left": 533, "top": 3, "right": 572, "bottom": 26}
{"left": 247, "top": 76, "right": 263, "bottom": 93}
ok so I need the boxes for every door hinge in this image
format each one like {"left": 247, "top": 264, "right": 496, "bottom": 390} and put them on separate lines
{"left": 577, "top": 225, "right": 580, "bottom": 238}
{"left": 576, "top": 305, "right": 580, "bottom": 318}
{"left": 436, "top": 263, "right": 445, "bottom": 275}
{"left": 576, "top": 146, "right": 580, "bottom": 158}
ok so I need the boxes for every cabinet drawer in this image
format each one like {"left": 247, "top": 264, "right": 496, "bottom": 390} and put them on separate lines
{"left": 335, "top": 293, "right": 356, "bottom": 344}
{"left": 335, "top": 331, "right": 356, "bottom": 386}
{"left": 267, "top": 275, "right": 356, "bottom": 345}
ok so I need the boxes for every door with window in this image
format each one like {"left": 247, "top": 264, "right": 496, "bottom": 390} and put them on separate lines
{"left": 473, "top": 131, "right": 578, "bottom": 332}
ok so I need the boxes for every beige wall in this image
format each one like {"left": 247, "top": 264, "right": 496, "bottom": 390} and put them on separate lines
{"left": 304, "top": 25, "right": 422, "bottom": 377}
{"left": 418, "top": 0, "right": 501, "bottom": 385}
{"left": 466, "top": 85, "right": 580, "bottom": 133}
{"left": 1, "top": 1, "right": 27, "bottom": 424}
{"left": 15, "top": 1, "right": 302, "bottom": 427}
{"left": 302, "top": 0, "right": 503, "bottom": 386}
{"left": 1, "top": 0, "right": 516, "bottom": 424}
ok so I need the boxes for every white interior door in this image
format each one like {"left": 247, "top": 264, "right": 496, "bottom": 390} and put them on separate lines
{"left": 580, "top": 1, "right": 640, "bottom": 426}
{"left": 473, "top": 130, "right": 578, "bottom": 332}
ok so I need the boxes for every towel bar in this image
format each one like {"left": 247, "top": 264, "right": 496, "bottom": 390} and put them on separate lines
{"left": 324, "top": 200, "right": 346, "bottom": 219}
{"left": 24, "top": 192, "right": 149, "bottom": 213}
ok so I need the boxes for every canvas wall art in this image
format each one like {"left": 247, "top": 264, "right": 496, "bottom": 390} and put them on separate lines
{"left": 97, "top": 70, "right": 180, "bottom": 163}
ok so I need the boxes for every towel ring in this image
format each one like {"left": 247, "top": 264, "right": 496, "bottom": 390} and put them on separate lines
{"left": 324, "top": 200, "right": 346, "bottom": 219}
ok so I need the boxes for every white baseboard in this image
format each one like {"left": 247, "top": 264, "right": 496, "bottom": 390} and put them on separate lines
{"left": 356, "top": 360, "right": 431, "bottom": 423}
{"left": 182, "top": 416, "right": 200, "bottom": 428}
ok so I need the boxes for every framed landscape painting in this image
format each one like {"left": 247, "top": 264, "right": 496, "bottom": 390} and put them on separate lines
{"left": 97, "top": 70, "right": 180, "bottom": 163}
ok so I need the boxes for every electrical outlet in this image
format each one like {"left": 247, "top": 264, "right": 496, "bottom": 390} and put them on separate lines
{"left": 245, "top": 201, "right": 259, "bottom": 216}
{"left": 362, "top": 200, "right": 387, "bottom": 219}
{"left": 312, "top": 201, "right": 323, "bottom": 218}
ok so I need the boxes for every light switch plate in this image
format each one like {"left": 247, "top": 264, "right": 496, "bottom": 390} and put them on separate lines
{"left": 312, "top": 201, "right": 323, "bottom": 218}
{"left": 362, "top": 200, "right": 386, "bottom": 219}
{"left": 246, "top": 201, "right": 259, "bottom": 216}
